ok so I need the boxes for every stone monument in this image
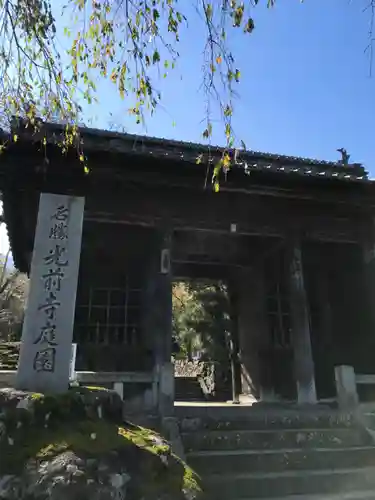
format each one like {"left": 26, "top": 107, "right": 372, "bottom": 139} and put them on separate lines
{"left": 15, "top": 193, "right": 85, "bottom": 394}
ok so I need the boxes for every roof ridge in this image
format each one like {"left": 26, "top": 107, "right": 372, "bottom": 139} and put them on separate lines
{"left": 7, "top": 119, "right": 364, "bottom": 171}
{"left": 4, "top": 118, "right": 368, "bottom": 179}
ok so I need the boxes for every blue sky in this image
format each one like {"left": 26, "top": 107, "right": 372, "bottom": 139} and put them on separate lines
{"left": 58, "top": 0, "right": 374, "bottom": 174}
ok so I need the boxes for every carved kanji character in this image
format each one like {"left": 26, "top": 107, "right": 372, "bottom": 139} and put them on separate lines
{"left": 42, "top": 267, "right": 65, "bottom": 292}
{"left": 49, "top": 222, "right": 68, "bottom": 240}
{"left": 51, "top": 205, "right": 69, "bottom": 222}
{"left": 33, "top": 322, "right": 57, "bottom": 346}
{"left": 43, "top": 245, "right": 68, "bottom": 267}
{"left": 38, "top": 292, "right": 61, "bottom": 320}
{"left": 33, "top": 347, "right": 56, "bottom": 372}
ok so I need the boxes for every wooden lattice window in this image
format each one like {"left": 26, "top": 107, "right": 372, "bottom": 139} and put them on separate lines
{"left": 265, "top": 248, "right": 291, "bottom": 349}
{"left": 74, "top": 282, "right": 141, "bottom": 345}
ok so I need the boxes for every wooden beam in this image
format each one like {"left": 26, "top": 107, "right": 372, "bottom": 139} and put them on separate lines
{"left": 84, "top": 215, "right": 359, "bottom": 244}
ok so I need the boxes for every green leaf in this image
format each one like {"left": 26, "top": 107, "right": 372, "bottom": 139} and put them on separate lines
{"left": 224, "top": 105, "right": 232, "bottom": 117}
{"left": 233, "top": 5, "right": 244, "bottom": 27}
{"left": 213, "top": 163, "right": 221, "bottom": 178}
{"left": 244, "top": 18, "right": 255, "bottom": 33}
{"left": 153, "top": 50, "right": 160, "bottom": 64}
{"left": 202, "top": 123, "right": 212, "bottom": 139}
{"left": 205, "top": 3, "right": 213, "bottom": 20}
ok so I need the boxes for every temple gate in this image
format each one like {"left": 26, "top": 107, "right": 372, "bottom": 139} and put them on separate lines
{"left": 1, "top": 120, "right": 375, "bottom": 413}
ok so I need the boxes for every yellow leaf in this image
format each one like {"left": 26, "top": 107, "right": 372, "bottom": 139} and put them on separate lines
{"left": 196, "top": 154, "right": 203, "bottom": 164}
{"left": 206, "top": 3, "right": 213, "bottom": 20}
{"left": 214, "top": 182, "right": 220, "bottom": 193}
{"left": 110, "top": 70, "right": 117, "bottom": 83}
{"left": 13, "top": 134, "right": 18, "bottom": 143}
{"left": 79, "top": 154, "right": 84, "bottom": 162}
{"left": 222, "top": 153, "right": 231, "bottom": 168}
{"left": 84, "top": 165, "right": 90, "bottom": 174}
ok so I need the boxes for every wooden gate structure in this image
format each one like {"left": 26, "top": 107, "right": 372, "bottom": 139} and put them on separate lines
{"left": 1, "top": 120, "right": 375, "bottom": 413}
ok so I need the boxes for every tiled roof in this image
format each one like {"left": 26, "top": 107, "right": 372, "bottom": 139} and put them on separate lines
{"left": 74, "top": 126, "right": 368, "bottom": 181}
{"left": 5, "top": 120, "right": 369, "bottom": 182}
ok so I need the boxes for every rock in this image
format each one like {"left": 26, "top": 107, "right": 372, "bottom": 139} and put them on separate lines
{"left": 0, "top": 387, "right": 202, "bottom": 500}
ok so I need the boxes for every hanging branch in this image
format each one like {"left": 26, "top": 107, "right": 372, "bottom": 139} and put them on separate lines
{"left": 364, "top": 0, "right": 375, "bottom": 76}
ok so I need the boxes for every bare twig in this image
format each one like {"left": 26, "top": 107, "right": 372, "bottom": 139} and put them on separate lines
{"left": 364, "top": 0, "right": 375, "bottom": 76}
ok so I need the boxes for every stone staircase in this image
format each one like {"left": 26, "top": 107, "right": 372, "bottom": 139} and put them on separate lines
{"left": 174, "top": 376, "right": 205, "bottom": 402}
{"left": 175, "top": 405, "right": 375, "bottom": 500}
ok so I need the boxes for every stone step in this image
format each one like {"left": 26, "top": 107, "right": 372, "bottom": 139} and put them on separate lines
{"left": 187, "top": 446, "right": 375, "bottom": 475}
{"left": 203, "top": 466, "right": 375, "bottom": 499}
{"left": 175, "top": 377, "right": 205, "bottom": 402}
{"left": 182, "top": 427, "right": 370, "bottom": 452}
{"left": 178, "top": 409, "right": 357, "bottom": 432}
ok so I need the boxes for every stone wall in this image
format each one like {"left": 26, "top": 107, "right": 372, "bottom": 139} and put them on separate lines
{"left": 0, "top": 343, "right": 19, "bottom": 370}
{"left": 174, "top": 359, "right": 230, "bottom": 400}
{"left": 174, "top": 360, "right": 206, "bottom": 378}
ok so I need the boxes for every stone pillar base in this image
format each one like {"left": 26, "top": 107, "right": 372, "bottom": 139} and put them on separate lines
{"left": 259, "top": 387, "right": 277, "bottom": 402}
{"left": 335, "top": 365, "right": 359, "bottom": 410}
{"left": 158, "top": 362, "right": 174, "bottom": 417}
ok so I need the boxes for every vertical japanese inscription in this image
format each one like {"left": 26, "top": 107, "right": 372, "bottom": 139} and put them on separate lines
{"left": 33, "top": 206, "right": 70, "bottom": 373}
{"left": 16, "top": 194, "right": 84, "bottom": 394}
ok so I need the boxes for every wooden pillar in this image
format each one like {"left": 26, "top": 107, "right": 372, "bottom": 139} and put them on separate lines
{"left": 363, "top": 218, "right": 375, "bottom": 335}
{"left": 227, "top": 281, "right": 241, "bottom": 404}
{"left": 236, "top": 267, "right": 269, "bottom": 401}
{"left": 314, "top": 266, "right": 335, "bottom": 399}
{"left": 153, "top": 225, "right": 174, "bottom": 416}
{"left": 288, "top": 239, "right": 317, "bottom": 404}
{"left": 155, "top": 226, "right": 173, "bottom": 364}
